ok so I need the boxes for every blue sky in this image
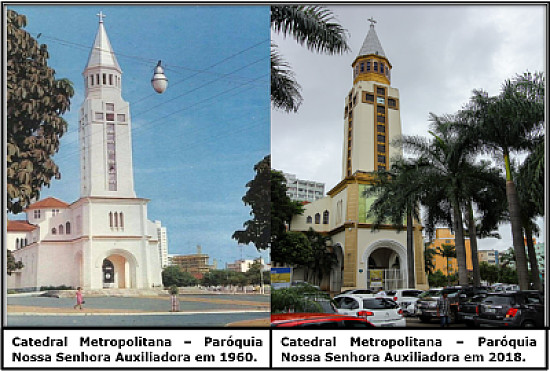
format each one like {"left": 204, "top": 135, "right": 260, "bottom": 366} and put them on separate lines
{"left": 9, "top": 5, "right": 271, "bottom": 267}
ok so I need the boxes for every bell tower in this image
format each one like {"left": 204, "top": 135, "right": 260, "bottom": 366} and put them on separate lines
{"left": 79, "top": 12, "right": 136, "bottom": 198}
{"left": 341, "top": 18, "right": 403, "bottom": 179}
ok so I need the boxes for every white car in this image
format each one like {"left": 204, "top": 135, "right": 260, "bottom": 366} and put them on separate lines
{"left": 334, "top": 294, "right": 406, "bottom": 327}
{"left": 381, "top": 289, "right": 424, "bottom": 316}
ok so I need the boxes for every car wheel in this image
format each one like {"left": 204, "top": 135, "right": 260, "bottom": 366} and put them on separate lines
{"left": 522, "top": 321, "right": 535, "bottom": 328}
{"left": 419, "top": 316, "right": 431, "bottom": 323}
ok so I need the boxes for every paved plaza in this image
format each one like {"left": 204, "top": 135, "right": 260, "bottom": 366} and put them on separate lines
{"left": 6, "top": 294, "right": 270, "bottom": 327}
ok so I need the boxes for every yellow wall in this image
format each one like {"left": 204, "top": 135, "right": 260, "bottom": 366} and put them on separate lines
{"left": 427, "top": 228, "right": 473, "bottom": 275}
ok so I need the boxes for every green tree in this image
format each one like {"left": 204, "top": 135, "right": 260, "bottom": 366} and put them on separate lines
{"left": 424, "top": 245, "right": 437, "bottom": 275}
{"left": 304, "top": 228, "right": 337, "bottom": 286}
{"left": 271, "top": 284, "right": 332, "bottom": 313}
{"left": 398, "top": 114, "right": 494, "bottom": 286}
{"left": 7, "top": 10, "right": 74, "bottom": 214}
{"left": 516, "top": 139, "right": 544, "bottom": 290}
{"left": 271, "top": 6, "right": 349, "bottom": 112}
{"left": 7, "top": 250, "right": 24, "bottom": 276}
{"left": 365, "top": 157, "right": 428, "bottom": 288}
{"left": 462, "top": 72, "right": 545, "bottom": 290}
{"left": 436, "top": 243, "right": 456, "bottom": 286}
{"left": 479, "top": 262, "right": 499, "bottom": 285}
{"left": 428, "top": 270, "right": 452, "bottom": 288}
{"left": 232, "top": 156, "right": 271, "bottom": 250}
{"left": 161, "top": 266, "right": 198, "bottom": 287}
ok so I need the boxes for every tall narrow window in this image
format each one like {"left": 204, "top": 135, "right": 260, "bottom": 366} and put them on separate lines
{"left": 315, "top": 213, "right": 321, "bottom": 224}
{"left": 66, "top": 222, "right": 71, "bottom": 234}
{"left": 109, "top": 212, "right": 113, "bottom": 227}
{"left": 374, "top": 62, "right": 378, "bottom": 72}
{"left": 96, "top": 74, "right": 100, "bottom": 85}
{"left": 109, "top": 74, "right": 113, "bottom": 85}
{"left": 103, "top": 74, "right": 107, "bottom": 85}
{"left": 59, "top": 224, "right": 64, "bottom": 235}
{"left": 367, "top": 61, "right": 371, "bottom": 71}
{"left": 90, "top": 75, "right": 94, "bottom": 86}
{"left": 114, "top": 212, "right": 118, "bottom": 228}
{"left": 119, "top": 212, "right": 124, "bottom": 228}
{"left": 15, "top": 238, "right": 19, "bottom": 250}
{"left": 323, "top": 210, "right": 329, "bottom": 224}
{"left": 360, "top": 62, "right": 364, "bottom": 72}
{"left": 306, "top": 216, "right": 312, "bottom": 224}
{"left": 52, "top": 228, "right": 57, "bottom": 235}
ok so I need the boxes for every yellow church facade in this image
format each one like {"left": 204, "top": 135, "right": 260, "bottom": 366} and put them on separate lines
{"left": 427, "top": 228, "right": 473, "bottom": 276}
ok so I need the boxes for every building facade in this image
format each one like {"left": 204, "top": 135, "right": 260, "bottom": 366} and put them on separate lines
{"left": 282, "top": 173, "right": 325, "bottom": 203}
{"left": 170, "top": 246, "right": 212, "bottom": 279}
{"left": 227, "top": 258, "right": 265, "bottom": 273}
{"left": 288, "top": 20, "right": 427, "bottom": 292}
{"left": 7, "top": 15, "right": 163, "bottom": 291}
{"left": 478, "top": 249, "right": 499, "bottom": 265}
{"left": 426, "top": 228, "right": 473, "bottom": 276}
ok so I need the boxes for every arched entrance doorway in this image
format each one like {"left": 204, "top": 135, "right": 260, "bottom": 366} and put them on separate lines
{"left": 362, "top": 239, "right": 407, "bottom": 290}
{"left": 99, "top": 251, "right": 137, "bottom": 289}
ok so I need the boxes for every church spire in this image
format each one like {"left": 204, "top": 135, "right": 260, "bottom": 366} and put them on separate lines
{"left": 85, "top": 12, "right": 121, "bottom": 72}
{"left": 357, "top": 17, "right": 386, "bottom": 58}
{"left": 351, "top": 18, "right": 391, "bottom": 86}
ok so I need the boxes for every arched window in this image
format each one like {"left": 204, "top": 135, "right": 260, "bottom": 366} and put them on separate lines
{"left": 306, "top": 216, "right": 312, "bottom": 224}
{"left": 24, "top": 238, "right": 28, "bottom": 246}
{"left": 323, "top": 210, "right": 329, "bottom": 224}
{"left": 114, "top": 212, "right": 118, "bottom": 227}
{"left": 15, "top": 238, "right": 19, "bottom": 250}
{"left": 52, "top": 228, "right": 57, "bottom": 235}
{"left": 315, "top": 213, "right": 321, "bottom": 224}
{"left": 58, "top": 224, "right": 64, "bottom": 235}
{"left": 119, "top": 212, "right": 124, "bottom": 228}
{"left": 65, "top": 222, "right": 71, "bottom": 234}
{"left": 109, "top": 212, "right": 113, "bottom": 228}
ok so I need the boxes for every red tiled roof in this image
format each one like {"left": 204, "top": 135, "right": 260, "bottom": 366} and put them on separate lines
{"left": 26, "top": 197, "right": 69, "bottom": 210}
{"left": 7, "top": 220, "right": 38, "bottom": 232}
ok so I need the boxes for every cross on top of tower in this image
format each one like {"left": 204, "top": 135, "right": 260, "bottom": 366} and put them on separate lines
{"left": 368, "top": 17, "right": 377, "bottom": 27}
{"left": 97, "top": 11, "right": 106, "bottom": 23}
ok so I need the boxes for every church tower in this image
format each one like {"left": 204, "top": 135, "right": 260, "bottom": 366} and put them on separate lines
{"left": 342, "top": 18, "right": 403, "bottom": 178}
{"left": 289, "top": 18, "right": 428, "bottom": 292}
{"left": 79, "top": 12, "right": 136, "bottom": 198}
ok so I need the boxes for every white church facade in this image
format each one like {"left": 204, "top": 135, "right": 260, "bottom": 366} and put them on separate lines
{"left": 7, "top": 15, "right": 164, "bottom": 291}
{"left": 289, "top": 20, "right": 428, "bottom": 292}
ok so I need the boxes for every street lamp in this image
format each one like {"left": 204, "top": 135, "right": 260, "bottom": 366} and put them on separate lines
{"left": 151, "top": 60, "right": 168, "bottom": 93}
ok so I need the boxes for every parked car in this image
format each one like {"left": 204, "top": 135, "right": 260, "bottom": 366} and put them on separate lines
{"left": 456, "top": 293, "right": 488, "bottom": 327}
{"left": 381, "top": 289, "right": 424, "bottom": 316}
{"left": 475, "top": 291, "right": 544, "bottom": 328}
{"left": 334, "top": 294, "right": 406, "bottom": 327}
{"left": 339, "top": 288, "right": 375, "bottom": 295}
{"left": 415, "top": 288, "right": 444, "bottom": 322}
{"left": 271, "top": 313, "right": 375, "bottom": 328}
{"left": 493, "top": 284, "right": 520, "bottom": 293}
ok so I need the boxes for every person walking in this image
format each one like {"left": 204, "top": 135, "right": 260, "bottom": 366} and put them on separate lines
{"left": 74, "top": 287, "right": 84, "bottom": 310}
{"left": 436, "top": 292, "right": 450, "bottom": 327}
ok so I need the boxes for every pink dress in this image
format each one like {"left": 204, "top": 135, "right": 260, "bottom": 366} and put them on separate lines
{"left": 76, "top": 291, "right": 83, "bottom": 305}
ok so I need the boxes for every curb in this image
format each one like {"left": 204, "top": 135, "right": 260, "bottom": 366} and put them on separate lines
{"left": 7, "top": 309, "right": 270, "bottom": 316}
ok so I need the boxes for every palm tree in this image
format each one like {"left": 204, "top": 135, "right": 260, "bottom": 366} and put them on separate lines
{"left": 364, "top": 157, "right": 428, "bottom": 288}
{"left": 271, "top": 5, "right": 350, "bottom": 112}
{"left": 437, "top": 243, "right": 456, "bottom": 286}
{"left": 424, "top": 245, "right": 437, "bottom": 275}
{"left": 462, "top": 72, "right": 545, "bottom": 290}
{"left": 398, "top": 114, "right": 485, "bottom": 286}
{"left": 516, "top": 140, "right": 544, "bottom": 290}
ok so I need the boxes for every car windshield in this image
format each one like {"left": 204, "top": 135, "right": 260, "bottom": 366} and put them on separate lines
{"left": 402, "top": 290, "right": 422, "bottom": 297}
{"left": 418, "top": 290, "right": 441, "bottom": 298}
{"left": 441, "top": 288, "right": 461, "bottom": 297}
{"left": 363, "top": 298, "right": 398, "bottom": 309}
{"left": 483, "top": 296, "right": 515, "bottom": 305}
